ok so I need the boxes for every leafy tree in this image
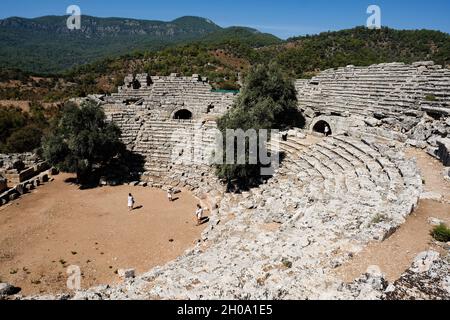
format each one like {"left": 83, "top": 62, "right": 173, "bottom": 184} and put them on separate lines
{"left": 5, "top": 125, "right": 43, "bottom": 153}
{"left": 0, "top": 107, "right": 27, "bottom": 144}
{"left": 0, "top": 107, "right": 30, "bottom": 152}
{"left": 41, "top": 101, "right": 126, "bottom": 185}
{"left": 216, "top": 63, "right": 303, "bottom": 189}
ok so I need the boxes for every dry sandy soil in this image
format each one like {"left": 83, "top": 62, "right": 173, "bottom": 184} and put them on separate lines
{"left": 337, "top": 148, "right": 450, "bottom": 282}
{"left": 0, "top": 174, "right": 206, "bottom": 296}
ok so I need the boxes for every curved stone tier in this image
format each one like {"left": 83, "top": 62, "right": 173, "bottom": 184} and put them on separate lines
{"left": 296, "top": 61, "right": 450, "bottom": 119}
{"left": 47, "top": 63, "right": 447, "bottom": 300}
{"left": 60, "top": 134, "right": 422, "bottom": 300}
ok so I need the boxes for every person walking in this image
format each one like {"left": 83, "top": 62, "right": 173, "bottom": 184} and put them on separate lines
{"left": 195, "top": 204, "right": 204, "bottom": 226}
{"left": 128, "top": 193, "right": 135, "bottom": 211}
{"left": 167, "top": 188, "right": 173, "bottom": 202}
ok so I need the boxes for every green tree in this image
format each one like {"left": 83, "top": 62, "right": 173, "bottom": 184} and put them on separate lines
{"left": 41, "top": 101, "right": 125, "bottom": 185}
{"left": 216, "top": 63, "right": 302, "bottom": 189}
{"left": 0, "top": 107, "right": 29, "bottom": 152}
{"left": 5, "top": 125, "right": 43, "bottom": 153}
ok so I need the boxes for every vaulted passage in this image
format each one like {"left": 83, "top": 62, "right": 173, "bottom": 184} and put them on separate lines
{"left": 173, "top": 109, "right": 193, "bottom": 120}
{"left": 313, "top": 120, "right": 332, "bottom": 136}
{"left": 132, "top": 79, "right": 141, "bottom": 90}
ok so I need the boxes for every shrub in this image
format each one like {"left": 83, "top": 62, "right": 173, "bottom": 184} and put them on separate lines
{"left": 431, "top": 223, "right": 450, "bottom": 242}
{"left": 425, "top": 95, "right": 437, "bottom": 102}
{"left": 5, "top": 125, "right": 43, "bottom": 153}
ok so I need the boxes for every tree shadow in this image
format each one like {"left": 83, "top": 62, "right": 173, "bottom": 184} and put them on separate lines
{"left": 64, "top": 177, "right": 78, "bottom": 184}
{"left": 101, "top": 150, "right": 146, "bottom": 186}
{"left": 66, "top": 150, "right": 147, "bottom": 190}
{"left": 280, "top": 108, "right": 306, "bottom": 130}
{"left": 224, "top": 149, "right": 287, "bottom": 193}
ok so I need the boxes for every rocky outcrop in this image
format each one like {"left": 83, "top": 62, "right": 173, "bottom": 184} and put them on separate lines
{"left": 384, "top": 251, "right": 450, "bottom": 300}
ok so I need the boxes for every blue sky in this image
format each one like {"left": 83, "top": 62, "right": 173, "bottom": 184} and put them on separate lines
{"left": 1, "top": 0, "right": 449, "bottom": 38}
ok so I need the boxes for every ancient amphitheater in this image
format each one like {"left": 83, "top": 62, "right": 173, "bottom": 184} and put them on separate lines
{"left": 9, "top": 61, "right": 450, "bottom": 300}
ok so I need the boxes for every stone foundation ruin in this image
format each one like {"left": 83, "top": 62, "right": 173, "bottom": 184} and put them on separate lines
{"left": 0, "top": 153, "right": 51, "bottom": 206}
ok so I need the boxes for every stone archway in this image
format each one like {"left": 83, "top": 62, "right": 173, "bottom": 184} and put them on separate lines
{"left": 312, "top": 120, "right": 332, "bottom": 136}
{"left": 173, "top": 109, "right": 193, "bottom": 120}
{"left": 132, "top": 79, "right": 141, "bottom": 90}
{"left": 206, "top": 104, "right": 215, "bottom": 114}
{"left": 310, "top": 116, "right": 337, "bottom": 136}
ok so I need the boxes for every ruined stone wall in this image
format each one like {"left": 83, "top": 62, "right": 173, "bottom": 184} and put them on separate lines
{"left": 0, "top": 153, "right": 49, "bottom": 186}
{"left": 296, "top": 61, "right": 450, "bottom": 173}
{"left": 296, "top": 61, "right": 450, "bottom": 140}
{"left": 103, "top": 73, "right": 235, "bottom": 119}
{"left": 0, "top": 153, "right": 52, "bottom": 206}
{"left": 100, "top": 73, "right": 235, "bottom": 188}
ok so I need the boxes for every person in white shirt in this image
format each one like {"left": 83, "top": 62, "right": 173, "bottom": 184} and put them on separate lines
{"left": 324, "top": 125, "right": 330, "bottom": 137}
{"left": 167, "top": 188, "right": 173, "bottom": 202}
{"left": 128, "top": 193, "right": 135, "bottom": 211}
{"left": 195, "top": 204, "right": 204, "bottom": 226}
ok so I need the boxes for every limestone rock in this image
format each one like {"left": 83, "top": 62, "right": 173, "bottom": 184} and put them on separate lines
{"left": 410, "top": 251, "right": 440, "bottom": 273}
{"left": 428, "top": 217, "right": 444, "bottom": 226}
{"left": 420, "top": 191, "right": 443, "bottom": 202}
{"left": 118, "top": 269, "right": 136, "bottom": 279}
{"left": 384, "top": 251, "right": 449, "bottom": 300}
{"left": 0, "top": 283, "right": 16, "bottom": 296}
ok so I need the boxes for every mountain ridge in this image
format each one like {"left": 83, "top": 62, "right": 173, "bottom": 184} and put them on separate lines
{"left": 0, "top": 15, "right": 281, "bottom": 73}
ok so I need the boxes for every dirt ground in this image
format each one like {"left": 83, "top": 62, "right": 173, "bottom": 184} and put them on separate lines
{"left": 0, "top": 174, "right": 206, "bottom": 296}
{"left": 337, "top": 148, "right": 450, "bottom": 282}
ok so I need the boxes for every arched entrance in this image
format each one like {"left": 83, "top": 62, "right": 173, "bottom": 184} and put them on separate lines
{"left": 206, "top": 104, "right": 215, "bottom": 114}
{"left": 312, "top": 120, "right": 332, "bottom": 136}
{"left": 173, "top": 109, "right": 193, "bottom": 120}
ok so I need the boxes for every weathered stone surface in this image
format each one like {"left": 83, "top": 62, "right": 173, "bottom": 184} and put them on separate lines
{"left": 117, "top": 269, "right": 136, "bottom": 280}
{"left": 0, "top": 283, "right": 16, "bottom": 296}
{"left": 420, "top": 191, "right": 444, "bottom": 202}
{"left": 428, "top": 217, "right": 444, "bottom": 226}
{"left": 436, "top": 138, "right": 450, "bottom": 166}
{"left": 384, "top": 251, "right": 450, "bottom": 300}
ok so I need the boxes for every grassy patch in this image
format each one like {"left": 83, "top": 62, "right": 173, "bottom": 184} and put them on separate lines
{"left": 425, "top": 95, "right": 437, "bottom": 102}
{"left": 281, "top": 258, "right": 292, "bottom": 269}
{"left": 431, "top": 223, "right": 450, "bottom": 242}
{"left": 371, "top": 213, "right": 389, "bottom": 225}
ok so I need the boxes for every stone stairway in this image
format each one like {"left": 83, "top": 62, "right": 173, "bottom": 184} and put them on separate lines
{"left": 130, "top": 119, "right": 219, "bottom": 189}
{"left": 296, "top": 62, "right": 450, "bottom": 118}
{"left": 79, "top": 135, "right": 422, "bottom": 300}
